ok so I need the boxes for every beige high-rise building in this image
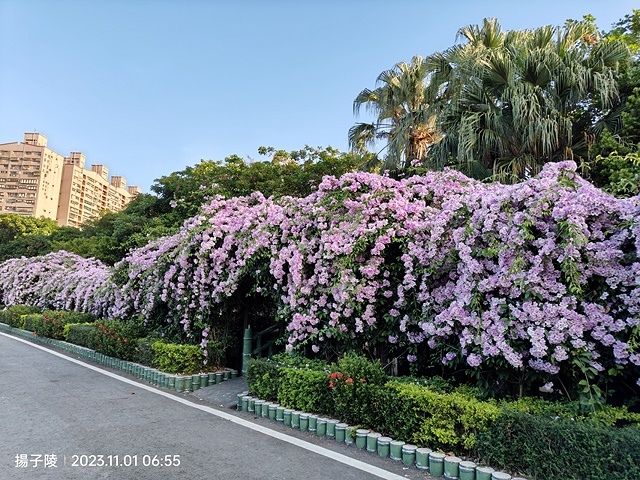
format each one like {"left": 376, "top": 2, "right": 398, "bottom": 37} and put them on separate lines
{"left": 0, "top": 133, "right": 65, "bottom": 220}
{"left": 0, "top": 133, "right": 140, "bottom": 228}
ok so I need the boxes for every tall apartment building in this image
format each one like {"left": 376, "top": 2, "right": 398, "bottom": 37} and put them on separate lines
{"left": 57, "top": 153, "right": 142, "bottom": 228}
{"left": 0, "top": 133, "right": 140, "bottom": 227}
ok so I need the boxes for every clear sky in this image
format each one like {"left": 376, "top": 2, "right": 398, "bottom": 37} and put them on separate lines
{"left": 0, "top": 0, "right": 636, "bottom": 192}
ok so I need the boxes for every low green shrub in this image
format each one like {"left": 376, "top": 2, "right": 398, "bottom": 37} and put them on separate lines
{"left": 400, "top": 375, "right": 456, "bottom": 393}
{"left": 245, "top": 353, "right": 640, "bottom": 476}
{"left": 36, "top": 311, "right": 70, "bottom": 339}
{"left": 246, "top": 353, "right": 329, "bottom": 402}
{"left": 22, "top": 313, "right": 43, "bottom": 333}
{"left": 474, "top": 410, "right": 640, "bottom": 480}
{"left": 64, "top": 323, "right": 98, "bottom": 348}
{"left": 21, "top": 310, "right": 97, "bottom": 340}
{"left": 246, "top": 357, "right": 280, "bottom": 401}
{"left": 336, "top": 381, "right": 397, "bottom": 430}
{"left": 277, "top": 367, "right": 333, "bottom": 413}
{"left": 90, "top": 319, "right": 143, "bottom": 361}
{"left": 271, "top": 351, "right": 329, "bottom": 370}
{"left": 0, "top": 305, "right": 41, "bottom": 328}
{"left": 383, "top": 381, "right": 502, "bottom": 451}
{"left": 330, "top": 353, "right": 388, "bottom": 423}
{"left": 502, "top": 396, "right": 640, "bottom": 428}
{"left": 246, "top": 354, "right": 501, "bottom": 451}
{"left": 151, "top": 341, "right": 206, "bottom": 374}
{"left": 335, "top": 353, "right": 388, "bottom": 385}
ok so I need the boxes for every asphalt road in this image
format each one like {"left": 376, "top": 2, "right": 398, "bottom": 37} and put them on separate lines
{"left": 0, "top": 332, "right": 429, "bottom": 480}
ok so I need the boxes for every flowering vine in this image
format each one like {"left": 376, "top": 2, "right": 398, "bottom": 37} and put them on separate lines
{"left": 0, "top": 162, "right": 638, "bottom": 395}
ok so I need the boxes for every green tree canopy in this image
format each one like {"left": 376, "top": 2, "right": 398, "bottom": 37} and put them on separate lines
{"left": 589, "top": 10, "right": 640, "bottom": 195}
{"left": 151, "top": 146, "right": 369, "bottom": 220}
{"left": 0, "top": 214, "right": 61, "bottom": 262}
{"left": 423, "top": 17, "right": 631, "bottom": 182}
{"left": 0, "top": 214, "right": 59, "bottom": 244}
{"left": 349, "top": 55, "right": 441, "bottom": 172}
{"left": 53, "top": 194, "right": 180, "bottom": 265}
{"left": 605, "top": 9, "right": 640, "bottom": 57}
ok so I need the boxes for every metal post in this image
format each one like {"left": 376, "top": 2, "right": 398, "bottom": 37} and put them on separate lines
{"left": 241, "top": 327, "right": 252, "bottom": 377}
{"left": 256, "top": 334, "right": 262, "bottom": 358}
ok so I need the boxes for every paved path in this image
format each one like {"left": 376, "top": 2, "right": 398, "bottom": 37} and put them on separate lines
{"left": 0, "top": 332, "right": 429, "bottom": 480}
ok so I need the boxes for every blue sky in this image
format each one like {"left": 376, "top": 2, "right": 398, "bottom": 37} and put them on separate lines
{"left": 0, "top": 0, "right": 636, "bottom": 192}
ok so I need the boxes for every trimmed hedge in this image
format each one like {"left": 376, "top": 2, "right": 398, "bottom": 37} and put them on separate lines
{"left": 246, "top": 356, "right": 281, "bottom": 400}
{"left": 150, "top": 341, "right": 207, "bottom": 375}
{"left": 64, "top": 323, "right": 97, "bottom": 348}
{"left": 89, "top": 319, "right": 143, "bottom": 361}
{"left": 0, "top": 305, "right": 41, "bottom": 328}
{"left": 475, "top": 410, "right": 640, "bottom": 480}
{"left": 59, "top": 321, "right": 213, "bottom": 372}
{"left": 247, "top": 355, "right": 498, "bottom": 451}
{"left": 24, "top": 310, "right": 96, "bottom": 340}
{"left": 277, "top": 368, "right": 334, "bottom": 414}
{"left": 246, "top": 353, "right": 330, "bottom": 402}
{"left": 383, "top": 381, "right": 501, "bottom": 451}
{"left": 247, "top": 353, "right": 640, "bottom": 478}
{"left": 22, "top": 313, "right": 42, "bottom": 333}
{"left": 5, "top": 308, "right": 225, "bottom": 376}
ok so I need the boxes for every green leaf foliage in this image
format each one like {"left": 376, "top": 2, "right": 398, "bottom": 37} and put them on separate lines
{"left": 475, "top": 410, "right": 640, "bottom": 480}
{"left": 150, "top": 341, "right": 207, "bottom": 375}
{"left": 152, "top": 146, "right": 366, "bottom": 222}
{"left": 277, "top": 367, "right": 333, "bottom": 413}
{"left": 24, "top": 310, "right": 96, "bottom": 340}
{"left": 0, "top": 214, "right": 61, "bottom": 262}
{"left": 590, "top": 151, "right": 640, "bottom": 197}
{"left": 246, "top": 353, "right": 330, "bottom": 402}
{"left": 384, "top": 381, "right": 501, "bottom": 451}
{"left": 0, "top": 305, "right": 41, "bottom": 328}
{"left": 89, "top": 319, "right": 143, "bottom": 361}
{"left": 246, "top": 357, "right": 281, "bottom": 401}
{"left": 246, "top": 353, "right": 640, "bottom": 473}
{"left": 64, "top": 323, "right": 98, "bottom": 348}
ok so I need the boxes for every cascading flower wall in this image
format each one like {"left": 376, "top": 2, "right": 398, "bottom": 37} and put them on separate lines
{"left": 0, "top": 161, "right": 638, "bottom": 395}
{"left": 0, "top": 250, "right": 111, "bottom": 312}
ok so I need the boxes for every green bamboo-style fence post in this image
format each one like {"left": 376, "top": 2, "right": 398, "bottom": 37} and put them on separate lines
{"left": 242, "top": 327, "right": 253, "bottom": 376}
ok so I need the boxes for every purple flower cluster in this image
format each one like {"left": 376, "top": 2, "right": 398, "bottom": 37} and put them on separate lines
{"left": 0, "top": 250, "right": 110, "bottom": 312}
{"left": 0, "top": 162, "right": 638, "bottom": 387}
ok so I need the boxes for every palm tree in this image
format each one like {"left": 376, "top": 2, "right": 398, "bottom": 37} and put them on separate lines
{"left": 349, "top": 56, "right": 440, "bottom": 172}
{"left": 424, "top": 18, "right": 631, "bottom": 182}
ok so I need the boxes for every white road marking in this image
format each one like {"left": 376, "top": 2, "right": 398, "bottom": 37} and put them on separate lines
{"left": 0, "top": 331, "right": 409, "bottom": 480}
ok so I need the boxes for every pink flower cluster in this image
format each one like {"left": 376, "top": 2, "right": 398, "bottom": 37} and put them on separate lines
{"left": 0, "top": 162, "right": 638, "bottom": 385}
{"left": 0, "top": 250, "right": 110, "bottom": 312}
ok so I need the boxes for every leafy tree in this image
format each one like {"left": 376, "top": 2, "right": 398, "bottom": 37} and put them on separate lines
{"left": 151, "top": 146, "right": 367, "bottom": 220}
{"left": 52, "top": 194, "right": 180, "bottom": 265}
{"left": 589, "top": 10, "right": 640, "bottom": 194}
{"left": 0, "top": 234, "right": 52, "bottom": 261}
{"left": 349, "top": 56, "right": 441, "bottom": 172}
{"left": 595, "top": 10, "right": 640, "bottom": 155}
{"left": 606, "top": 9, "right": 640, "bottom": 57}
{"left": 0, "top": 214, "right": 61, "bottom": 262}
{"left": 423, "top": 17, "right": 630, "bottom": 182}
{"left": 0, "top": 214, "right": 59, "bottom": 244}
{"left": 590, "top": 151, "right": 640, "bottom": 197}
